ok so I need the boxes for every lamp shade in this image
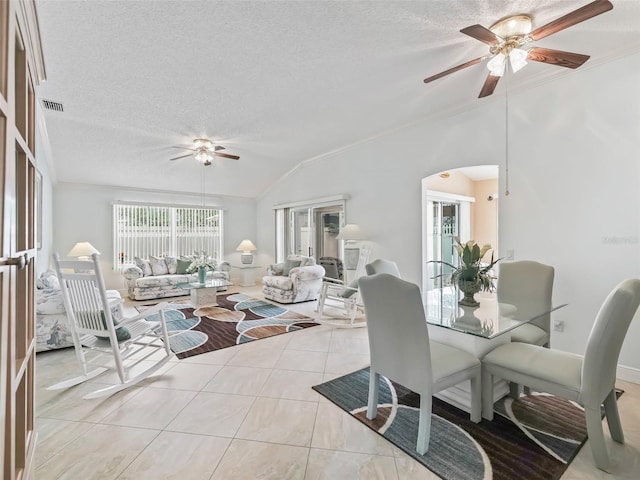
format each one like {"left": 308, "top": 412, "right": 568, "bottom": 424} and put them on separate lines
{"left": 336, "top": 224, "right": 364, "bottom": 241}
{"left": 236, "top": 240, "right": 257, "bottom": 252}
{"left": 67, "top": 242, "right": 100, "bottom": 257}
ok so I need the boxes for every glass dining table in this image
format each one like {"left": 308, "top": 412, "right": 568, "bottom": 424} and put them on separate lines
{"left": 423, "top": 286, "right": 567, "bottom": 418}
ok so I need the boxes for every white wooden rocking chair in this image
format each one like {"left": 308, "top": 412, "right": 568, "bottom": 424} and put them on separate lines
{"left": 48, "top": 253, "right": 174, "bottom": 399}
{"left": 315, "top": 245, "right": 371, "bottom": 328}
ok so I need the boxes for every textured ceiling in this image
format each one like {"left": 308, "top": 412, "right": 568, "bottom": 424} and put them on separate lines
{"left": 35, "top": 0, "right": 640, "bottom": 198}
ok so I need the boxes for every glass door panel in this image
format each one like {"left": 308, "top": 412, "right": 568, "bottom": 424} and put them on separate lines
{"left": 428, "top": 200, "right": 459, "bottom": 290}
{"left": 290, "top": 208, "right": 311, "bottom": 256}
{"left": 313, "top": 207, "right": 342, "bottom": 259}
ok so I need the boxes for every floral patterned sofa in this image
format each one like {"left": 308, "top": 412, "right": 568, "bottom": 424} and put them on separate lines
{"left": 122, "top": 256, "right": 230, "bottom": 301}
{"left": 262, "top": 255, "right": 325, "bottom": 304}
{"left": 35, "top": 270, "right": 122, "bottom": 352}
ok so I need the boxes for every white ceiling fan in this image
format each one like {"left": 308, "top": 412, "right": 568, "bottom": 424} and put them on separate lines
{"left": 170, "top": 138, "right": 240, "bottom": 166}
{"left": 423, "top": 0, "right": 614, "bottom": 98}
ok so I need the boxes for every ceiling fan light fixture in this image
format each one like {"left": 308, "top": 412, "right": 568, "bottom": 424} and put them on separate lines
{"left": 489, "top": 14, "right": 532, "bottom": 38}
{"left": 509, "top": 48, "right": 529, "bottom": 73}
{"left": 193, "top": 138, "right": 213, "bottom": 151}
{"left": 487, "top": 53, "right": 506, "bottom": 77}
{"left": 194, "top": 150, "right": 212, "bottom": 164}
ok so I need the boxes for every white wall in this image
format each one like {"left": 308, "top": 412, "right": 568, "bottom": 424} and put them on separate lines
{"left": 35, "top": 117, "right": 55, "bottom": 276}
{"left": 53, "top": 183, "right": 256, "bottom": 291}
{"left": 256, "top": 53, "right": 640, "bottom": 376}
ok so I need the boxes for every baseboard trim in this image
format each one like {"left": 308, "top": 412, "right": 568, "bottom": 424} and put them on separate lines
{"left": 617, "top": 364, "right": 640, "bottom": 384}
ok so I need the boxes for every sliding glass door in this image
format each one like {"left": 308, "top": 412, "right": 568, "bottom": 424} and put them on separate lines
{"left": 276, "top": 199, "right": 345, "bottom": 262}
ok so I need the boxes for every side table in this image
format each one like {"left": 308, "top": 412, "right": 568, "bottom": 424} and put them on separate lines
{"left": 232, "top": 265, "right": 262, "bottom": 286}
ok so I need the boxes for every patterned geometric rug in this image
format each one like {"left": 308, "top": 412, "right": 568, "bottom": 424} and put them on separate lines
{"left": 313, "top": 367, "right": 617, "bottom": 480}
{"left": 139, "top": 293, "right": 319, "bottom": 359}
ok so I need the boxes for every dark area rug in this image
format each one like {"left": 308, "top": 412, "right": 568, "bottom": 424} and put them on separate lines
{"left": 139, "top": 293, "right": 319, "bottom": 359}
{"left": 313, "top": 367, "right": 619, "bottom": 480}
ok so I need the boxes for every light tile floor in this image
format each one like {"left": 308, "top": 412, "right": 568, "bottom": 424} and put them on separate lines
{"left": 35, "top": 285, "right": 640, "bottom": 479}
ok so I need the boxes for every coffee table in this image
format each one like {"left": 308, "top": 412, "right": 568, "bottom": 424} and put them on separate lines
{"left": 177, "top": 279, "right": 233, "bottom": 307}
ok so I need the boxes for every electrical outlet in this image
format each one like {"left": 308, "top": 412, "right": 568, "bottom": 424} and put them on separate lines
{"left": 553, "top": 320, "right": 565, "bottom": 332}
{"left": 506, "top": 249, "right": 514, "bottom": 260}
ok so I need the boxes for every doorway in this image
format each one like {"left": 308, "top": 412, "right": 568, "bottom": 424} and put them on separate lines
{"left": 422, "top": 166, "right": 499, "bottom": 297}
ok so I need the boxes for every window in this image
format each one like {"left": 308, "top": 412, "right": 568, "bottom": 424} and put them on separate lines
{"left": 113, "top": 203, "right": 223, "bottom": 267}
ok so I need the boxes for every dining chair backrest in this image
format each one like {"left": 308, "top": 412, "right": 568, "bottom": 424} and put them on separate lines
{"left": 580, "top": 278, "right": 640, "bottom": 406}
{"left": 365, "top": 258, "right": 401, "bottom": 278}
{"left": 497, "top": 260, "right": 554, "bottom": 334}
{"left": 359, "top": 273, "right": 432, "bottom": 394}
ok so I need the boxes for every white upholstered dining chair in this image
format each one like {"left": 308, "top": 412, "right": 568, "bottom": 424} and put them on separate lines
{"left": 364, "top": 258, "right": 401, "bottom": 277}
{"left": 497, "top": 260, "right": 555, "bottom": 347}
{"left": 482, "top": 278, "right": 640, "bottom": 471}
{"left": 359, "top": 273, "right": 481, "bottom": 455}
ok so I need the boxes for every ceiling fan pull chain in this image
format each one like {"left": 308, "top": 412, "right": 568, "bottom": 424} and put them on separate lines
{"left": 505, "top": 72, "right": 510, "bottom": 197}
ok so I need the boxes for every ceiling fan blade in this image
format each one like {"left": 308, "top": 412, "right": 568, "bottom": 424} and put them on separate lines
{"left": 529, "top": 0, "right": 613, "bottom": 41}
{"left": 423, "top": 57, "right": 484, "bottom": 84}
{"left": 171, "top": 145, "right": 195, "bottom": 151}
{"left": 460, "top": 24, "right": 502, "bottom": 45}
{"left": 527, "top": 47, "right": 590, "bottom": 69}
{"left": 214, "top": 145, "right": 225, "bottom": 151}
{"left": 214, "top": 152, "right": 240, "bottom": 160}
{"left": 478, "top": 74, "right": 500, "bottom": 98}
{"left": 169, "top": 153, "right": 193, "bottom": 161}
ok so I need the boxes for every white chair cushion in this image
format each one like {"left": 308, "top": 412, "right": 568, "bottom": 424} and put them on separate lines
{"left": 430, "top": 341, "right": 480, "bottom": 384}
{"left": 510, "top": 323, "right": 548, "bottom": 346}
{"left": 483, "top": 342, "right": 582, "bottom": 394}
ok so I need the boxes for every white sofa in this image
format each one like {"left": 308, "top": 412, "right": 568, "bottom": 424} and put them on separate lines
{"left": 262, "top": 255, "right": 325, "bottom": 304}
{"left": 122, "top": 256, "right": 231, "bottom": 301}
{"left": 35, "top": 270, "right": 122, "bottom": 352}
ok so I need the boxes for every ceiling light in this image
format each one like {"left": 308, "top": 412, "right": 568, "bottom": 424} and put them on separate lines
{"left": 487, "top": 53, "right": 506, "bottom": 77}
{"left": 509, "top": 48, "right": 528, "bottom": 73}
{"left": 193, "top": 138, "right": 213, "bottom": 151}
{"left": 488, "top": 15, "right": 532, "bottom": 39}
{"left": 194, "top": 149, "right": 212, "bottom": 164}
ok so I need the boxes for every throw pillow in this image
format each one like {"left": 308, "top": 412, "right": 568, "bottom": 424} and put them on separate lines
{"left": 176, "top": 259, "right": 192, "bottom": 274}
{"left": 165, "top": 256, "right": 178, "bottom": 274}
{"left": 149, "top": 256, "right": 169, "bottom": 276}
{"left": 37, "top": 270, "right": 60, "bottom": 290}
{"left": 134, "top": 257, "right": 152, "bottom": 276}
{"left": 96, "top": 312, "right": 131, "bottom": 343}
{"left": 282, "top": 259, "right": 302, "bottom": 276}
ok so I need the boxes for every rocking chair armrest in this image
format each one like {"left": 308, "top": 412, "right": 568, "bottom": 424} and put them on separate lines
{"left": 116, "top": 301, "right": 171, "bottom": 326}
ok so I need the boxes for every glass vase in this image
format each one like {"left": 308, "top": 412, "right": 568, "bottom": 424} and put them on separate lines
{"left": 198, "top": 266, "right": 207, "bottom": 284}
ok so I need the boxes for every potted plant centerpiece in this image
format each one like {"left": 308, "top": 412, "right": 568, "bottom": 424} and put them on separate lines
{"left": 187, "top": 251, "right": 217, "bottom": 284}
{"left": 431, "top": 237, "right": 500, "bottom": 307}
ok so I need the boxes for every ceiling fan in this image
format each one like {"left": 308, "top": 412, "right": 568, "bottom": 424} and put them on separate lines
{"left": 423, "top": 0, "right": 613, "bottom": 98}
{"left": 170, "top": 138, "right": 240, "bottom": 166}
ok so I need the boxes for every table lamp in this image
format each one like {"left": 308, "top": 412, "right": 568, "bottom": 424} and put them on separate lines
{"left": 336, "top": 224, "right": 364, "bottom": 244}
{"left": 236, "top": 239, "right": 257, "bottom": 264}
{"left": 67, "top": 242, "right": 100, "bottom": 261}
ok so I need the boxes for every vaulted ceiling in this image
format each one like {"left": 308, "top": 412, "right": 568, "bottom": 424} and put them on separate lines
{"left": 35, "top": 0, "right": 640, "bottom": 198}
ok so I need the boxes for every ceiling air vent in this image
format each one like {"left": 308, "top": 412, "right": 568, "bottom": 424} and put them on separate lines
{"left": 41, "top": 99, "right": 64, "bottom": 112}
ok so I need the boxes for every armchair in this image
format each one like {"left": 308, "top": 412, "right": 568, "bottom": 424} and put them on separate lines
{"left": 262, "top": 255, "right": 326, "bottom": 304}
